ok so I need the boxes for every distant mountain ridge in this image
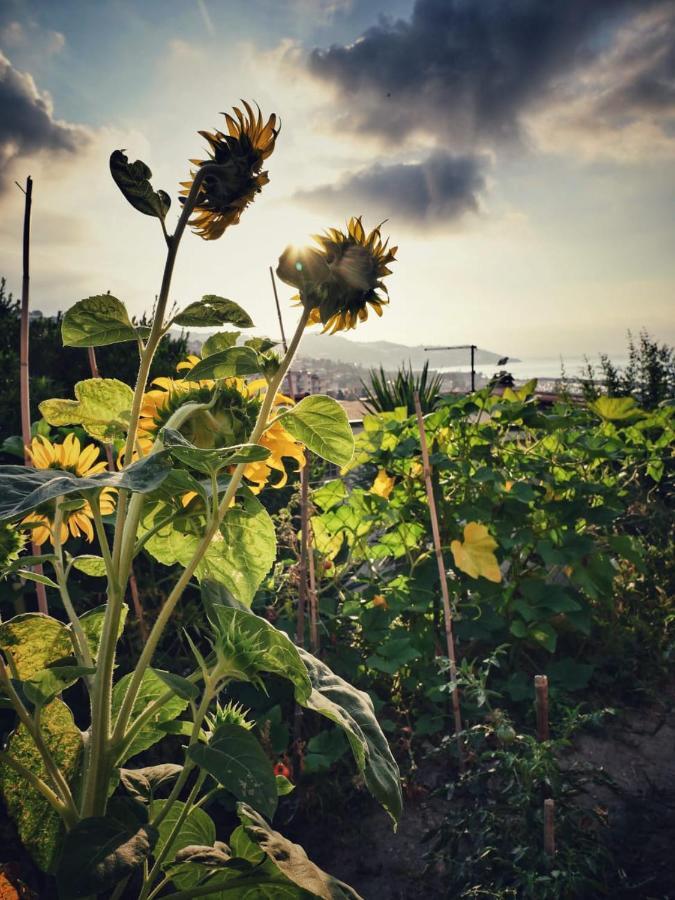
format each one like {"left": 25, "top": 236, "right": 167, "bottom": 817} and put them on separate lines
{"left": 183, "top": 329, "right": 516, "bottom": 370}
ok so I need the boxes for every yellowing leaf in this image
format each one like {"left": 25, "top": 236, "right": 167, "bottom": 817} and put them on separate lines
{"left": 370, "top": 469, "right": 395, "bottom": 499}
{"left": 588, "top": 396, "right": 644, "bottom": 422}
{"left": 503, "top": 378, "right": 537, "bottom": 402}
{"left": 451, "top": 522, "right": 501, "bottom": 583}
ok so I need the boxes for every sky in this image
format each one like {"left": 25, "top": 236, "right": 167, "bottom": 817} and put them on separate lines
{"left": 0, "top": 0, "right": 674, "bottom": 362}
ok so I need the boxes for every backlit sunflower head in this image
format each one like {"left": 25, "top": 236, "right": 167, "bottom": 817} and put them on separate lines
{"left": 138, "top": 358, "right": 304, "bottom": 493}
{"left": 180, "top": 101, "right": 279, "bottom": 241}
{"left": 276, "top": 217, "right": 396, "bottom": 333}
{"left": 22, "top": 434, "right": 116, "bottom": 547}
{"left": 0, "top": 522, "right": 27, "bottom": 573}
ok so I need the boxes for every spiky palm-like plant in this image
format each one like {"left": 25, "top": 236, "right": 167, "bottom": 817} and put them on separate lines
{"left": 361, "top": 361, "right": 443, "bottom": 414}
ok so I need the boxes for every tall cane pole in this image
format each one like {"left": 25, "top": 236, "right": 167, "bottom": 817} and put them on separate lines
{"left": 414, "top": 392, "right": 464, "bottom": 771}
{"left": 17, "top": 176, "right": 48, "bottom": 614}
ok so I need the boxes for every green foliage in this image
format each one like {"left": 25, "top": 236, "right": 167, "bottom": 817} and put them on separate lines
{"left": 426, "top": 716, "right": 613, "bottom": 898}
{"left": 361, "top": 361, "right": 443, "bottom": 414}
{"left": 0, "top": 276, "right": 189, "bottom": 445}
{"left": 61, "top": 295, "right": 139, "bottom": 348}
{"left": 580, "top": 330, "right": 674, "bottom": 409}
{"left": 282, "top": 395, "right": 355, "bottom": 466}
{"left": 172, "top": 294, "right": 254, "bottom": 328}
{"left": 0, "top": 700, "right": 82, "bottom": 871}
{"left": 40, "top": 377, "right": 134, "bottom": 441}
{"left": 109, "top": 149, "right": 171, "bottom": 220}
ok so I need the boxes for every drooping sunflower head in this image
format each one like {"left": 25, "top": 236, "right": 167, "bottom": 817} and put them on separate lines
{"left": 180, "top": 101, "right": 279, "bottom": 241}
{"left": 276, "top": 217, "right": 396, "bottom": 333}
{"left": 22, "top": 434, "right": 116, "bottom": 546}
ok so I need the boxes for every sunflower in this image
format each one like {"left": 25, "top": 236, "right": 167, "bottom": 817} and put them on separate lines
{"left": 22, "top": 435, "right": 116, "bottom": 547}
{"left": 180, "top": 102, "right": 279, "bottom": 241}
{"left": 276, "top": 217, "right": 396, "bottom": 334}
{"left": 138, "top": 359, "right": 304, "bottom": 493}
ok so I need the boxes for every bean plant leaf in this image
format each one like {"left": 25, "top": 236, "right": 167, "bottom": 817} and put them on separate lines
{"left": 120, "top": 764, "right": 183, "bottom": 804}
{"left": 589, "top": 396, "right": 644, "bottom": 422}
{"left": 0, "top": 613, "right": 71, "bottom": 678}
{"left": 202, "top": 331, "right": 241, "bottom": 356}
{"left": 173, "top": 296, "right": 254, "bottom": 328}
{"left": 238, "top": 803, "right": 364, "bottom": 899}
{"left": 450, "top": 522, "right": 502, "bottom": 583}
{"left": 188, "top": 723, "right": 278, "bottom": 820}
{"left": 0, "top": 452, "right": 171, "bottom": 522}
{"left": 0, "top": 699, "right": 82, "bottom": 872}
{"left": 112, "top": 668, "right": 189, "bottom": 762}
{"left": 295, "top": 648, "right": 402, "bottom": 826}
{"left": 282, "top": 395, "right": 354, "bottom": 467}
{"left": 161, "top": 428, "right": 270, "bottom": 475}
{"left": 56, "top": 811, "right": 157, "bottom": 898}
{"left": 40, "top": 377, "right": 134, "bottom": 442}
{"left": 110, "top": 149, "right": 171, "bottom": 220}
{"left": 62, "top": 295, "right": 137, "bottom": 347}
{"left": 150, "top": 799, "right": 216, "bottom": 890}
{"left": 182, "top": 346, "right": 260, "bottom": 382}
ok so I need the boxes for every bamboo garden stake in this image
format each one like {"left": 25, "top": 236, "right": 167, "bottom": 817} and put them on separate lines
{"left": 414, "top": 391, "right": 464, "bottom": 770}
{"left": 17, "top": 175, "right": 48, "bottom": 614}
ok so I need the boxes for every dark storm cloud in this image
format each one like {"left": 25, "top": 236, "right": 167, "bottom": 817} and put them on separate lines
{"left": 296, "top": 151, "right": 488, "bottom": 224}
{"left": 0, "top": 52, "right": 88, "bottom": 191}
{"left": 308, "top": 0, "right": 672, "bottom": 146}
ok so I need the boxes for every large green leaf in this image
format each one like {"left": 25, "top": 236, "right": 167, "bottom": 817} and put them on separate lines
{"left": 151, "top": 799, "right": 216, "bottom": 890}
{"left": 0, "top": 452, "right": 172, "bottom": 522}
{"left": 188, "top": 724, "right": 278, "bottom": 819}
{"left": 61, "top": 295, "right": 138, "bottom": 347}
{"left": 70, "top": 555, "right": 107, "bottom": 577}
{"left": 173, "top": 295, "right": 254, "bottom": 329}
{"left": 0, "top": 613, "right": 72, "bottom": 678}
{"left": 196, "top": 492, "right": 277, "bottom": 606}
{"left": 120, "top": 764, "right": 183, "bottom": 804}
{"left": 202, "top": 331, "right": 241, "bottom": 356}
{"left": 141, "top": 491, "right": 276, "bottom": 607}
{"left": 183, "top": 346, "right": 260, "bottom": 382}
{"left": 112, "top": 668, "right": 189, "bottom": 762}
{"left": 110, "top": 149, "right": 171, "bottom": 220}
{"left": 22, "top": 664, "right": 96, "bottom": 708}
{"left": 282, "top": 395, "right": 354, "bottom": 466}
{"left": 0, "top": 699, "right": 82, "bottom": 871}
{"left": 296, "top": 649, "right": 402, "bottom": 825}
{"left": 40, "top": 378, "right": 133, "bottom": 441}
{"left": 56, "top": 809, "right": 157, "bottom": 898}
{"left": 161, "top": 428, "right": 270, "bottom": 475}
{"left": 238, "top": 804, "right": 363, "bottom": 899}
{"left": 204, "top": 605, "right": 311, "bottom": 699}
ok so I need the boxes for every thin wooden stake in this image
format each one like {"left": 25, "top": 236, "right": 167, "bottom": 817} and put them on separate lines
{"left": 307, "top": 514, "right": 320, "bottom": 654}
{"left": 534, "top": 675, "right": 550, "bottom": 742}
{"left": 413, "top": 391, "right": 464, "bottom": 771}
{"left": 87, "top": 345, "right": 148, "bottom": 640}
{"left": 544, "top": 798, "right": 556, "bottom": 859}
{"left": 17, "top": 175, "right": 48, "bottom": 614}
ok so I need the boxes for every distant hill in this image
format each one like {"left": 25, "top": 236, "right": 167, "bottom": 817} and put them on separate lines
{"left": 295, "top": 334, "right": 516, "bottom": 369}
{"left": 182, "top": 329, "right": 515, "bottom": 370}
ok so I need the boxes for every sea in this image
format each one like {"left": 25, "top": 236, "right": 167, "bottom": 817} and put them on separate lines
{"left": 438, "top": 354, "right": 631, "bottom": 385}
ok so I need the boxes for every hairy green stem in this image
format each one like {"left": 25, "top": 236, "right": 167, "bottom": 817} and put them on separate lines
{"left": 82, "top": 166, "right": 222, "bottom": 819}
{"left": 111, "top": 309, "right": 309, "bottom": 745}
{"left": 53, "top": 501, "right": 95, "bottom": 678}
{"left": 141, "top": 770, "right": 207, "bottom": 900}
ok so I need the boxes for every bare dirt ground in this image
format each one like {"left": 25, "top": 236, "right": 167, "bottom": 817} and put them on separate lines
{"left": 291, "top": 690, "right": 675, "bottom": 900}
